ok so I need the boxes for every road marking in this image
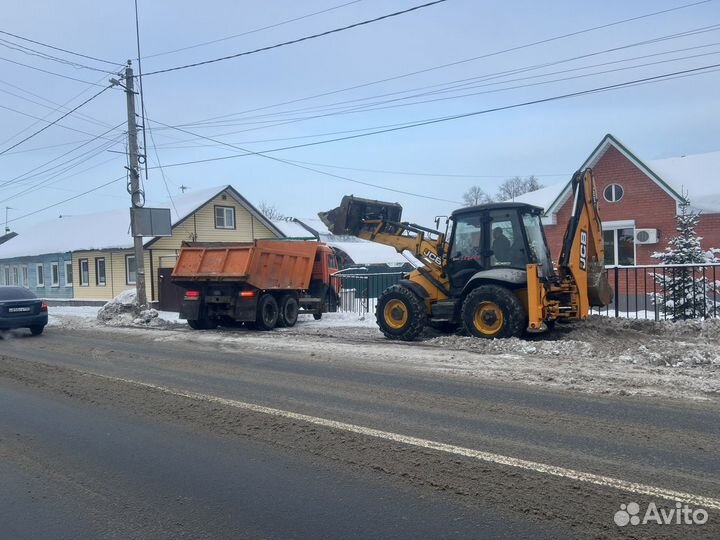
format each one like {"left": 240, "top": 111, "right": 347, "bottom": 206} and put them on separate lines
{"left": 97, "top": 372, "right": 720, "bottom": 511}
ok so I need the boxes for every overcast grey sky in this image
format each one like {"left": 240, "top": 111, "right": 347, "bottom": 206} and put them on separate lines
{"left": 2, "top": 0, "right": 719, "bottom": 230}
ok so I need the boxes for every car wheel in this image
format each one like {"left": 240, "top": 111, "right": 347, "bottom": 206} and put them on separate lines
{"left": 30, "top": 325, "right": 45, "bottom": 336}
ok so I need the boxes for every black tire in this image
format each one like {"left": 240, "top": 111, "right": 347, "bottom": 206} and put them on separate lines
{"left": 375, "top": 284, "right": 426, "bottom": 341}
{"left": 255, "top": 294, "right": 279, "bottom": 331}
{"left": 30, "top": 325, "right": 44, "bottom": 336}
{"left": 277, "top": 294, "right": 299, "bottom": 328}
{"left": 461, "top": 285, "right": 525, "bottom": 339}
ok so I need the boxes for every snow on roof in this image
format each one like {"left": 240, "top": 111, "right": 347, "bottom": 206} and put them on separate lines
{"left": 646, "top": 151, "right": 720, "bottom": 213}
{"left": 328, "top": 239, "right": 411, "bottom": 266}
{"left": 513, "top": 182, "right": 568, "bottom": 210}
{"left": 0, "top": 185, "right": 231, "bottom": 259}
{"left": 270, "top": 218, "right": 317, "bottom": 238}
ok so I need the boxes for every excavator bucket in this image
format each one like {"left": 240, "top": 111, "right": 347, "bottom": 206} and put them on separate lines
{"left": 319, "top": 195, "right": 403, "bottom": 236}
{"left": 588, "top": 261, "right": 614, "bottom": 307}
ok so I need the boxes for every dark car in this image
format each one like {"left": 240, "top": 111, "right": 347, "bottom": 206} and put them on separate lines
{"left": 0, "top": 287, "right": 48, "bottom": 335}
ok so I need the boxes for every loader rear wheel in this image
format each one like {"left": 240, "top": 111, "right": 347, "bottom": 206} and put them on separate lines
{"left": 255, "top": 294, "right": 279, "bottom": 331}
{"left": 277, "top": 294, "right": 299, "bottom": 328}
{"left": 462, "top": 285, "right": 525, "bottom": 339}
{"left": 376, "top": 285, "right": 426, "bottom": 341}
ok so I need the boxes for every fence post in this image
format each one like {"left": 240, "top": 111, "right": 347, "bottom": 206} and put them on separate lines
{"left": 614, "top": 268, "right": 619, "bottom": 318}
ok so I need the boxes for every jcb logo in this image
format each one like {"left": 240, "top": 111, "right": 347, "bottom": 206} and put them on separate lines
{"left": 423, "top": 249, "right": 442, "bottom": 265}
{"left": 579, "top": 230, "right": 587, "bottom": 271}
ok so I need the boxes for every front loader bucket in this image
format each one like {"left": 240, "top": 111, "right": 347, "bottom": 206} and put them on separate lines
{"left": 588, "top": 262, "right": 613, "bottom": 307}
{"left": 319, "top": 195, "right": 403, "bottom": 236}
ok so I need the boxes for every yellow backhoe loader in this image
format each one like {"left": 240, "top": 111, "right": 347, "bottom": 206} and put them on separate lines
{"left": 319, "top": 168, "right": 613, "bottom": 340}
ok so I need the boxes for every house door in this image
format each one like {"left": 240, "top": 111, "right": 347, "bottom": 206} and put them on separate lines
{"left": 158, "top": 268, "right": 185, "bottom": 312}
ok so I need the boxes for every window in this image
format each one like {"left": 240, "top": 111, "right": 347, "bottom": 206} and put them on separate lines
{"left": 489, "top": 210, "right": 526, "bottom": 268}
{"left": 1, "top": 266, "right": 6, "bottom": 285}
{"left": 603, "top": 228, "right": 635, "bottom": 266}
{"left": 22, "top": 266, "right": 28, "bottom": 287}
{"left": 126, "top": 255, "right": 137, "bottom": 284}
{"left": 603, "top": 184, "right": 624, "bottom": 202}
{"left": 12, "top": 266, "right": 19, "bottom": 286}
{"left": 95, "top": 257, "right": 106, "bottom": 286}
{"left": 79, "top": 259, "right": 90, "bottom": 286}
{"left": 51, "top": 262, "right": 60, "bottom": 287}
{"left": 450, "top": 214, "right": 483, "bottom": 260}
{"left": 214, "top": 206, "right": 235, "bottom": 229}
{"left": 64, "top": 261, "right": 73, "bottom": 287}
{"left": 36, "top": 264, "right": 44, "bottom": 287}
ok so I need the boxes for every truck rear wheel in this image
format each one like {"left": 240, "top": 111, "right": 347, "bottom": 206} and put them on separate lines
{"left": 187, "top": 317, "right": 217, "bottom": 330}
{"left": 461, "top": 285, "right": 524, "bottom": 339}
{"left": 277, "top": 294, "right": 299, "bottom": 327}
{"left": 376, "top": 284, "right": 426, "bottom": 341}
{"left": 255, "top": 294, "right": 279, "bottom": 331}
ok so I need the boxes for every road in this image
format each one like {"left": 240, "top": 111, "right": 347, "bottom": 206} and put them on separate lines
{"left": 1, "top": 324, "right": 718, "bottom": 539}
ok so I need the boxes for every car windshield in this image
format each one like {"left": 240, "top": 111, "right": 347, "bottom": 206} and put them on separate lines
{"left": 522, "top": 213, "right": 551, "bottom": 271}
{"left": 0, "top": 286, "right": 37, "bottom": 300}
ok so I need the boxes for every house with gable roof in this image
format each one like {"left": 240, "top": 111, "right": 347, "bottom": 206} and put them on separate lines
{"left": 516, "top": 134, "right": 720, "bottom": 266}
{"left": 0, "top": 185, "right": 284, "bottom": 304}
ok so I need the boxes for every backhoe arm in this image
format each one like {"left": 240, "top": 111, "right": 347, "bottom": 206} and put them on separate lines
{"left": 557, "top": 169, "right": 613, "bottom": 313}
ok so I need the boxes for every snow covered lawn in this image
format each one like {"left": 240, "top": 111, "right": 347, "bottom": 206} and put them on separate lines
{"left": 46, "top": 306, "right": 719, "bottom": 402}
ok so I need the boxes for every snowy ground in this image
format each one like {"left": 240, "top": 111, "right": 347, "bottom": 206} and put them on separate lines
{"left": 42, "top": 305, "right": 720, "bottom": 402}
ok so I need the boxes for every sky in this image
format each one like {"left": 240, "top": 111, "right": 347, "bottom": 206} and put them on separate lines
{"left": 1, "top": 0, "right": 719, "bottom": 233}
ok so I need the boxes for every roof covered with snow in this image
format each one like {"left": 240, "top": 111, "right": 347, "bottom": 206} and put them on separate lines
{"left": 270, "top": 218, "right": 317, "bottom": 239}
{"left": 645, "top": 151, "right": 720, "bottom": 213}
{"left": 517, "top": 135, "right": 720, "bottom": 216}
{"left": 0, "top": 185, "right": 278, "bottom": 259}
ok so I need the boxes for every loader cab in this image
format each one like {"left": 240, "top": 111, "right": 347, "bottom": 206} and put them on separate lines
{"left": 446, "top": 203, "right": 552, "bottom": 292}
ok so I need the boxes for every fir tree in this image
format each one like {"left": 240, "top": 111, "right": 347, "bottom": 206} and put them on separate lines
{"left": 652, "top": 202, "right": 720, "bottom": 320}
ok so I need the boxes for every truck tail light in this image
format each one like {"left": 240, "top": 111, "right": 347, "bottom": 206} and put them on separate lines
{"left": 40, "top": 301, "right": 48, "bottom": 312}
{"left": 239, "top": 291, "right": 255, "bottom": 298}
{"left": 184, "top": 290, "right": 201, "bottom": 300}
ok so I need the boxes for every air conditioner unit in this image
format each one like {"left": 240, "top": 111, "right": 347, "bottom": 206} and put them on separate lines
{"left": 634, "top": 228, "right": 658, "bottom": 244}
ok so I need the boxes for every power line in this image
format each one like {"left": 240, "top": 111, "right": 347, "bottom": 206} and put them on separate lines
{"left": 0, "top": 54, "right": 107, "bottom": 86}
{"left": 0, "top": 85, "right": 114, "bottom": 156}
{"left": 134, "top": 0, "right": 149, "bottom": 180}
{"left": 150, "top": 119, "right": 462, "bottom": 204}
{"left": 148, "top": 62, "right": 720, "bottom": 170}
{"left": 142, "top": 0, "right": 367, "bottom": 59}
{"left": 184, "top": 0, "right": 714, "bottom": 126}
{"left": 141, "top": 1, "right": 447, "bottom": 77}
{"left": 7, "top": 175, "right": 126, "bottom": 224}
{"left": 0, "top": 28, "right": 121, "bottom": 66}
{"left": 0, "top": 37, "right": 116, "bottom": 74}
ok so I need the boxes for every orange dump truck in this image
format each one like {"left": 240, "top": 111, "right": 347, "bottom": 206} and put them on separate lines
{"left": 171, "top": 240, "right": 340, "bottom": 330}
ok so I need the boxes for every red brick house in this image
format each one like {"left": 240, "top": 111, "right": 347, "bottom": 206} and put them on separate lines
{"left": 517, "top": 134, "right": 720, "bottom": 267}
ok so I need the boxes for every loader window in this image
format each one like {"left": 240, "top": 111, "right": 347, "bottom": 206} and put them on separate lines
{"left": 489, "top": 211, "right": 526, "bottom": 268}
{"left": 522, "top": 213, "right": 551, "bottom": 271}
{"left": 450, "top": 215, "right": 482, "bottom": 260}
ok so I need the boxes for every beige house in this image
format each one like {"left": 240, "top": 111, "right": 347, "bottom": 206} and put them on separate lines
{"left": 3, "top": 185, "right": 283, "bottom": 304}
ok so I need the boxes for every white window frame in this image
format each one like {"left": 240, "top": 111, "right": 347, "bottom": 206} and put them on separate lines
{"left": 126, "top": 255, "right": 137, "bottom": 285}
{"left": 603, "top": 183, "right": 624, "bottom": 203}
{"left": 51, "top": 261, "right": 60, "bottom": 287}
{"left": 22, "top": 265, "right": 28, "bottom": 287}
{"left": 1, "top": 266, "right": 6, "bottom": 285}
{"left": 11, "top": 266, "right": 19, "bottom": 286}
{"left": 602, "top": 222, "right": 637, "bottom": 267}
{"left": 64, "top": 261, "right": 73, "bottom": 287}
{"left": 36, "top": 263, "right": 45, "bottom": 287}
{"left": 79, "top": 258, "right": 90, "bottom": 287}
{"left": 95, "top": 257, "right": 106, "bottom": 287}
{"left": 214, "top": 205, "right": 236, "bottom": 229}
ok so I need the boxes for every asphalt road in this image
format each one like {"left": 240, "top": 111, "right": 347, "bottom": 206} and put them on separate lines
{"left": 1, "top": 325, "right": 718, "bottom": 539}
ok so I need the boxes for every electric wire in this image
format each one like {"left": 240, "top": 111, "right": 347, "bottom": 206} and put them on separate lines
{"left": 0, "top": 28, "right": 121, "bottom": 66}
{"left": 140, "top": 1, "right": 447, "bottom": 77}
{"left": 0, "top": 85, "right": 114, "bottom": 156}
{"left": 142, "top": 0, "right": 367, "bottom": 59}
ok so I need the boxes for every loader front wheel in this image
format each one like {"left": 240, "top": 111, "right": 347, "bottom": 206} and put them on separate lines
{"left": 462, "top": 285, "right": 524, "bottom": 339}
{"left": 376, "top": 285, "right": 426, "bottom": 341}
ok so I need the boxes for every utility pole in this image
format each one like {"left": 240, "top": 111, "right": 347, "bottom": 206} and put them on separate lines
{"left": 123, "top": 61, "right": 147, "bottom": 307}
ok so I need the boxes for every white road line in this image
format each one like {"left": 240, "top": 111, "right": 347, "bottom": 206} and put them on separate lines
{"left": 96, "top": 372, "right": 720, "bottom": 511}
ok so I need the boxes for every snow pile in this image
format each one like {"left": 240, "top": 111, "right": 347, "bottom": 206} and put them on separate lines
{"left": 96, "top": 290, "right": 174, "bottom": 328}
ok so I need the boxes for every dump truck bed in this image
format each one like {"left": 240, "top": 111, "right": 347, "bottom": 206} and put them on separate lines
{"left": 171, "top": 240, "right": 320, "bottom": 290}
